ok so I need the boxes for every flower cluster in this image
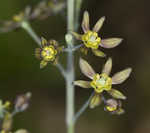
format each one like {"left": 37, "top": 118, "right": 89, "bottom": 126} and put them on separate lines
{"left": 71, "top": 11, "right": 123, "bottom": 57}
{"left": 0, "top": 0, "right": 65, "bottom": 33}
{"left": 74, "top": 58, "right": 132, "bottom": 114}
{"left": 35, "top": 37, "right": 63, "bottom": 68}
{"left": 0, "top": 92, "right": 31, "bottom": 133}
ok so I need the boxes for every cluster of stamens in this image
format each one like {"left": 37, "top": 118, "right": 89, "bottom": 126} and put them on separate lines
{"left": 82, "top": 31, "right": 101, "bottom": 49}
{"left": 90, "top": 73, "right": 112, "bottom": 93}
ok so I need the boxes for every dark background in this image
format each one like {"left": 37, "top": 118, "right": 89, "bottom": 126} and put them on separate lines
{"left": 0, "top": 0, "right": 150, "bottom": 133}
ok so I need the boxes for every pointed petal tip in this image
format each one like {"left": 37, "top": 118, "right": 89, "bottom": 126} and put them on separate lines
{"left": 79, "top": 57, "right": 85, "bottom": 63}
{"left": 119, "top": 38, "right": 123, "bottom": 43}
{"left": 84, "top": 10, "right": 89, "bottom": 14}
{"left": 108, "top": 57, "right": 112, "bottom": 62}
{"left": 127, "top": 67, "right": 132, "bottom": 73}
{"left": 124, "top": 67, "right": 132, "bottom": 76}
{"left": 101, "top": 16, "right": 106, "bottom": 20}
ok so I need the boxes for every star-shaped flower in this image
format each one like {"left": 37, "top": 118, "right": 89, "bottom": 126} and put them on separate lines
{"left": 71, "top": 11, "right": 123, "bottom": 57}
{"left": 74, "top": 58, "right": 132, "bottom": 109}
{"left": 35, "top": 37, "right": 63, "bottom": 68}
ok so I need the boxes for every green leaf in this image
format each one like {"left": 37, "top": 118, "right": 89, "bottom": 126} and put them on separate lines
{"left": 79, "top": 58, "right": 96, "bottom": 79}
{"left": 101, "top": 38, "right": 123, "bottom": 48}
{"left": 112, "top": 68, "right": 132, "bottom": 84}
{"left": 74, "top": 80, "right": 91, "bottom": 88}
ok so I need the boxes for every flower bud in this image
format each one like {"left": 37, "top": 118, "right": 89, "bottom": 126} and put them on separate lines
{"left": 105, "top": 99, "right": 118, "bottom": 112}
{"left": 2, "top": 113, "right": 13, "bottom": 132}
{"left": 15, "top": 129, "right": 29, "bottom": 133}
{"left": 15, "top": 92, "right": 31, "bottom": 112}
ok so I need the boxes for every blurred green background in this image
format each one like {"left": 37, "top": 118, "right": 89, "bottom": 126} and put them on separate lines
{"left": 0, "top": 0, "right": 150, "bottom": 133}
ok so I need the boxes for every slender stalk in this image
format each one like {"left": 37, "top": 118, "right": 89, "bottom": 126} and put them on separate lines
{"left": 75, "top": 0, "right": 83, "bottom": 30}
{"left": 21, "top": 21, "right": 41, "bottom": 47}
{"left": 56, "top": 63, "right": 66, "bottom": 78}
{"left": 67, "top": 0, "right": 75, "bottom": 32}
{"left": 73, "top": 92, "right": 95, "bottom": 123}
{"left": 66, "top": 0, "right": 75, "bottom": 133}
{"left": 65, "top": 38, "right": 75, "bottom": 133}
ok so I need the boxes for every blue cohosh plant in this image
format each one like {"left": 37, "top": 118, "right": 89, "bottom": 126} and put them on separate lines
{"left": 0, "top": 0, "right": 132, "bottom": 133}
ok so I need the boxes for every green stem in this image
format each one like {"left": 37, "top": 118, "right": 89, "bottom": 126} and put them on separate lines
{"left": 75, "top": 0, "right": 83, "bottom": 30}
{"left": 21, "top": 21, "right": 41, "bottom": 47}
{"left": 66, "top": 0, "right": 75, "bottom": 132}
{"left": 73, "top": 92, "right": 95, "bottom": 123}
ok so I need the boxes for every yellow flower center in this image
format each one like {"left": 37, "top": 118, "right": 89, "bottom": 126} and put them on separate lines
{"left": 13, "top": 13, "right": 24, "bottom": 22}
{"left": 82, "top": 31, "right": 101, "bottom": 49}
{"left": 106, "top": 105, "right": 117, "bottom": 112}
{"left": 41, "top": 46, "right": 57, "bottom": 61}
{"left": 90, "top": 73, "right": 112, "bottom": 93}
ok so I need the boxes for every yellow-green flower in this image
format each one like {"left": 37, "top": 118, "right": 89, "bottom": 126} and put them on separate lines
{"left": 74, "top": 58, "right": 132, "bottom": 109}
{"left": 104, "top": 99, "right": 125, "bottom": 115}
{"left": 71, "top": 11, "right": 123, "bottom": 57}
{"left": 0, "top": 100, "right": 10, "bottom": 118}
{"left": 35, "top": 37, "right": 63, "bottom": 68}
{"left": 0, "top": 7, "right": 31, "bottom": 33}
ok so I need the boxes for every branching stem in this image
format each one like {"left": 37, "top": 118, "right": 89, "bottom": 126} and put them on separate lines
{"left": 73, "top": 92, "right": 95, "bottom": 123}
{"left": 66, "top": 0, "right": 75, "bottom": 132}
{"left": 21, "top": 21, "right": 41, "bottom": 47}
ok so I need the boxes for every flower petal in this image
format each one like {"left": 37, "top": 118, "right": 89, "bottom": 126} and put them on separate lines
{"left": 41, "top": 37, "right": 48, "bottom": 47}
{"left": 101, "top": 38, "right": 123, "bottom": 48}
{"left": 93, "top": 16, "right": 105, "bottom": 32}
{"left": 112, "top": 68, "right": 132, "bottom": 84}
{"left": 102, "top": 58, "right": 112, "bottom": 75}
{"left": 70, "top": 31, "right": 82, "bottom": 40}
{"left": 79, "top": 58, "right": 96, "bottom": 79}
{"left": 80, "top": 47, "right": 88, "bottom": 55}
{"left": 115, "top": 108, "right": 125, "bottom": 115}
{"left": 89, "top": 94, "right": 102, "bottom": 109}
{"left": 108, "top": 89, "right": 126, "bottom": 100}
{"left": 74, "top": 80, "right": 91, "bottom": 88}
{"left": 82, "top": 11, "right": 90, "bottom": 33}
{"left": 40, "top": 60, "right": 48, "bottom": 69}
{"left": 92, "top": 49, "right": 106, "bottom": 57}
{"left": 24, "top": 6, "right": 32, "bottom": 18}
{"left": 35, "top": 48, "right": 41, "bottom": 59}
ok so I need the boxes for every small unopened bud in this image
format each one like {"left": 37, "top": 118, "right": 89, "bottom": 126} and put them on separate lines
{"left": 15, "top": 129, "right": 29, "bottom": 133}
{"left": 15, "top": 92, "right": 31, "bottom": 112}
{"left": 2, "top": 113, "right": 13, "bottom": 132}
{"left": 105, "top": 99, "right": 118, "bottom": 112}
